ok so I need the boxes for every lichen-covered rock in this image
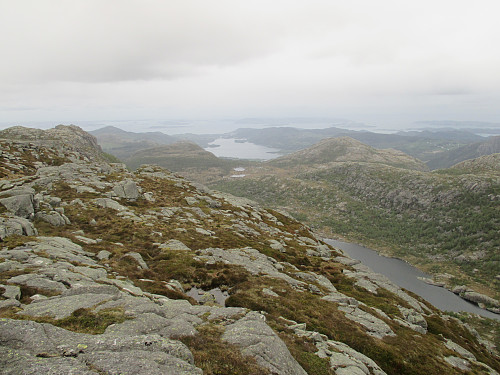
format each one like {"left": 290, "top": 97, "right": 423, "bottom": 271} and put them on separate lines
{"left": 0, "top": 215, "right": 37, "bottom": 239}
{"left": 0, "top": 319, "right": 202, "bottom": 375}
{"left": 35, "top": 210, "right": 71, "bottom": 226}
{"left": 122, "top": 251, "right": 149, "bottom": 269}
{"left": 223, "top": 312, "right": 307, "bottom": 375}
{"left": 113, "top": 179, "right": 141, "bottom": 200}
{"left": 0, "top": 194, "right": 35, "bottom": 218}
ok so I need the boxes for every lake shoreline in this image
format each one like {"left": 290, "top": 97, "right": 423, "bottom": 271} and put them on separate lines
{"left": 325, "top": 238, "right": 500, "bottom": 321}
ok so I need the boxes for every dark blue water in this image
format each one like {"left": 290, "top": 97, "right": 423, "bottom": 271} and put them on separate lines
{"left": 326, "top": 239, "right": 500, "bottom": 320}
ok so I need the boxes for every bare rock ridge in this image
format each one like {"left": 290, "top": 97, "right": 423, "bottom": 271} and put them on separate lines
{"left": 0, "top": 125, "right": 499, "bottom": 375}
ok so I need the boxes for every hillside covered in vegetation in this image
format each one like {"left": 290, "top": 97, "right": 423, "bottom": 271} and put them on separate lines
{"left": 1, "top": 125, "right": 499, "bottom": 374}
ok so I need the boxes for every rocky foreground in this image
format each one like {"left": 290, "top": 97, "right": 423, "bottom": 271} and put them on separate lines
{"left": 0, "top": 126, "right": 499, "bottom": 374}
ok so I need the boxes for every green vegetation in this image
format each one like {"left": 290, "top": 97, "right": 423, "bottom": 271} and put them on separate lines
{"left": 209, "top": 157, "right": 500, "bottom": 299}
{"left": 180, "top": 324, "right": 271, "bottom": 375}
{"left": 0, "top": 307, "right": 128, "bottom": 334}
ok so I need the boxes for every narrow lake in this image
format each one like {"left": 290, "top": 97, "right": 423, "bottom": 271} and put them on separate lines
{"left": 205, "top": 138, "right": 280, "bottom": 160}
{"left": 326, "top": 239, "right": 500, "bottom": 320}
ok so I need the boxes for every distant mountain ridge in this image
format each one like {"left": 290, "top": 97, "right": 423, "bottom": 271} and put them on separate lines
{"left": 427, "top": 136, "right": 500, "bottom": 170}
{"left": 90, "top": 126, "right": 178, "bottom": 161}
{"left": 270, "top": 136, "right": 428, "bottom": 171}
{"left": 90, "top": 124, "right": 500, "bottom": 172}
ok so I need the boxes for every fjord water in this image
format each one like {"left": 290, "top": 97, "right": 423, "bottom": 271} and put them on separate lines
{"left": 327, "top": 239, "right": 500, "bottom": 320}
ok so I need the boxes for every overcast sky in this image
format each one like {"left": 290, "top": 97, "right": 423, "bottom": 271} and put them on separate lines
{"left": 1, "top": 0, "right": 500, "bottom": 132}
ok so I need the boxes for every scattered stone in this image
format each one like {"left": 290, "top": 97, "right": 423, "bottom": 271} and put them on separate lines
{"left": 0, "top": 216, "right": 38, "bottom": 239}
{"left": 0, "top": 284, "right": 20, "bottom": 301}
{"left": 262, "top": 288, "right": 279, "bottom": 297}
{"left": 397, "top": 306, "right": 427, "bottom": 334}
{"left": 94, "top": 198, "right": 128, "bottom": 211}
{"left": 444, "top": 339, "right": 476, "bottom": 361}
{"left": 444, "top": 356, "right": 470, "bottom": 371}
{"left": 159, "top": 239, "right": 191, "bottom": 251}
{"left": 0, "top": 194, "right": 35, "bottom": 218}
{"left": 338, "top": 306, "right": 395, "bottom": 339}
{"left": 185, "top": 197, "right": 198, "bottom": 206}
{"left": 20, "top": 293, "right": 117, "bottom": 319}
{"left": 121, "top": 252, "right": 149, "bottom": 270}
{"left": 97, "top": 250, "right": 112, "bottom": 260}
{"left": 113, "top": 179, "right": 141, "bottom": 200}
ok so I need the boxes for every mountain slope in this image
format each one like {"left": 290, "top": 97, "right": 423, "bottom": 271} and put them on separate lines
{"left": 208, "top": 137, "right": 500, "bottom": 304}
{"left": 124, "top": 141, "right": 254, "bottom": 183}
{"left": 449, "top": 153, "right": 500, "bottom": 174}
{"left": 270, "top": 136, "right": 428, "bottom": 171}
{"left": 90, "top": 125, "right": 178, "bottom": 160}
{"left": 427, "top": 136, "right": 500, "bottom": 170}
{"left": 1, "top": 126, "right": 499, "bottom": 374}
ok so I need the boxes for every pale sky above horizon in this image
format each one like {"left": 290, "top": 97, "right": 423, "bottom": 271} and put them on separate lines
{"left": 1, "top": 0, "right": 500, "bottom": 131}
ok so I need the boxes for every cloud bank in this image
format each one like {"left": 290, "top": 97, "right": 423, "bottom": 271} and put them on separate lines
{"left": 1, "top": 0, "right": 499, "bottom": 127}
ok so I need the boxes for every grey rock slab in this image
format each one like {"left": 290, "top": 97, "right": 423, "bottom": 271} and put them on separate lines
{"left": 0, "top": 247, "right": 32, "bottom": 261}
{"left": 398, "top": 306, "right": 427, "bottom": 333}
{"left": 0, "top": 299, "right": 21, "bottom": 309}
{"left": 322, "top": 292, "right": 359, "bottom": 306}
{"left": 61, "top": 284, "right": 120, "bottom": 297}
{"left": 444, "top": 356, "right": 470, "bottom": 371}
{"left": 30, "top": 236, "right": 97, "bottom": 266}
{"left": 74, "top": 235, "right": 98, "bottom": 244}
{"left": 73, "top": 265, "right": 108, "bottom": 280}
{"left": 73, "top": 334, "right": 195, "bottom": 365}
{"left": 0, "top": 194, "right": 34, "bottom": 218}
{"left": 158, "top": 318, "right": 198, "bottom": 338}
{"left": 159, "top": 239, "right": 192, "bottom": 251}
{"left": 0, "top": 347, "right": 98, "bottom": 375}
{"left": 329, "top": 352, "right": 369, "bottom": 374}
{"left": 0, "top": 216, "right": 38, "bottom": 239}
{"left": 0, "top": 318, "right": 201, "bottom": 375}
{"left": 460, "top": 291, "right": 499, "bottom": 307}
{"left": 334, "top": 256, "right": 361, "bottom": 266}
{"left": 35, "top": 211, "right": 71, "bottom": 226}
{"left": 95, "top": 295, "right": 165, "bottom": 317}
{"left": 81, "top": 350, "right": 202, "bottom": 375}
{"left": 104, "top": 312, "right": 197, "bottom": 338}
{"left": 8, "top": 275, "right": 67, "bottom": 293}
{"left": 102, "top": 278, "right": 145, "bottom": 296}
{"left": 97, "top": 249, "right": 111, "bottom": 260}
{"left": 113, "top": 179, "right": 141, "bottom": 200}
{"left": 0, "top": 318, "right": 65, "bottom": 355}
{"left": 196, "top": 247, "right": 306, "bottom": 289}
{"left": 338, "top": 306, "right": 395, "bottom": 339}
{"left": 156, "top": 298, "right": 203, "bottom": 319}
{"left": 0, "top": 284, "right": 21, "bottom": 300}
{"left": 222, "top": 311, "right": 307, "bottom": 375}
{"left": 20, "top": 293, "right": 117, "bottom": 319}
{"left": 262, "top": 287, "right": 279, "bottom": 297}
{"left": 322, "top": 340, "right": 387, "bottom": 375}
{"left": 122, "top": 251, "right": 149, "bottom": 269}
{"left": 335, "top": 366, "right": 368, "bottom": 375}
{"left": 206, "top": 307, "right": 246, "bottom": 321}
{"left": 0, "top": 260, "right": 24, "bottom": 272}
{"left": 93, "top": 197, "right": 128, "bottom": 211}
{"left": 444, "top": 339, "right": 476, "bottom": 361}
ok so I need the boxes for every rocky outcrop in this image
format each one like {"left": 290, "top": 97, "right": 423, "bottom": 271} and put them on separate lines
{"left": 452, "top": 285, "right": 500, "bottom": 310}
{"left": 223, "top": 312, "right": 307, "bottom": 375}
{"left": 113, "top": 179, "right": 141, "bottom": 200}
{"left": 0, "top": 216, "right": 37, "bottom": 239}
{"left": 0, "top": 319, "right": 203, "bottom": 375}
